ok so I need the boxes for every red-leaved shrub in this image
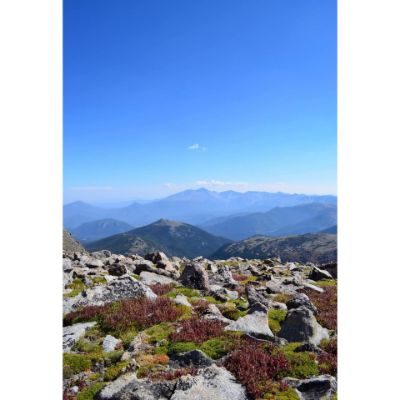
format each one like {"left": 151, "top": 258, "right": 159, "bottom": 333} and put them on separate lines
{"left": 222, "top": 339, "right": 291, "bottom": 399}
{"left": 191, "top": 299, "right": 210, "bottom": 315}
{"left": 149, "top": 283, "right": 173, "bottom": 296}
{"left": 232, "top": 274, "right": 249, "bottom": 282}
{"left": 64, "top": 297, "right": 183, "bottom": 333}
{"left": 318, "top": 339, "right": 337, "bottom": 375}
{"left": 303, "top": 286, "right": 337, "bottom": 330}
{"left": 170, "top": 317, "right": 224, "bottom": 344}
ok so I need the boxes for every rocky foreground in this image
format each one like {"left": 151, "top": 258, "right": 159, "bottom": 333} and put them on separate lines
{"left": 63, "top": 250, "right": 337, "bottom": 400}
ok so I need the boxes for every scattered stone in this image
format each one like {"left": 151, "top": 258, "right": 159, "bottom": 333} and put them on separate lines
{"left": 171, "top": 365, "right": 248, "bottom": 400}
{"left": 63, "top": 276, "right": 156, "bottom": 313}
{"left": 145, "top": 251, "right": 169, "bottom": 263}
{"left": 303, "top": 282, "right": 325, "bottom": 293}
{"left": 202, "top": 304, "right": 231, "bottom": 324}
{"left": 107, "top": 264, "right": 127, "bottom": 276}
{"left": 63, "top": 322, "right": 97, "bottom": 352}
{"left": 309, "top": 266, "right": 333, "bottom": 281}
{"left": 102, "top": 335, "right": 122, "bottom": 353}
{"left": 294, "top": 342, "right": 323, "bottom": 354}
{"left": 278, "top": 306, "right": 329, "bottom": 345}
{"left": 209, "top": 285, "right": 238, "bottom": 301}
{"left": 287, "top": 293, "right": 317, "bottom": 314}
{"left": 225, "top": 310, "right": 274, "bottom": 340}
{"left": 180, "top": 263, "right": 210, "bottom": 290}
{"left": 170, "top": 349, "right": 213, "bottom": 368}
{"left": 173, "top": 294, "right": 192, "bottom": 307}
{"left": 139, "top": 271, "right": 177, "bottom": 286}
{"left": 86, "top": 259, "right": 105, "bottom": 269}
{"left": 284, "top": 374, "right": 337, "bottom": 399}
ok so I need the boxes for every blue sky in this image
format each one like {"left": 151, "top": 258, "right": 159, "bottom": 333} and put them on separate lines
{"left": 64, "top": 0, "right": 336, "bottom": 204}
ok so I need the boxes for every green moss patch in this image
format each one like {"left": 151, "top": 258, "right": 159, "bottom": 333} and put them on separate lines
{"left": 280, "top": 343, "right": 319, "bottom": 379}
{"left": 165, "top": 287, "right": 200, "bottom": 299}
{"left": 104, "top": 360, "right": 129, "bottom": 381}
{"left": 268, "top": 309, "right": 287, "bottom": 334}
{"left": 63, "top": 353, "right": 92, "bottom": 377}
{"left": 200, "top": 337, "right": 235, "bottom": 359}
{"left": 314, "top": 279, "right": 337, "bottom": 287}
{"left": 168, "top": 341, "right": 198, "bottom": 355}
{"left": 145, "top": 322, "right": 174, "bottom": 343}
{"left": 64, "top": 279, "right": 86, "bottom": 298}
{"left": 77, "top": 382, "right": 106, "bottom": 400}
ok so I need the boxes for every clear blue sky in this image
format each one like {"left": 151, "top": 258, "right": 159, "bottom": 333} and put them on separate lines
{"left": 64, "top": 0, "right": 336, "bottom": 204}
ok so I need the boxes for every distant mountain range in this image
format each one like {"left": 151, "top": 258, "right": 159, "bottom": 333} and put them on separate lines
{"left": 70, "top": 218, "right": 133, "bottom": 243}
{"left": 200, "top": 203, "right": 337, "bottom": 240}
{"left": 86, "top": 219, "right": 232, "bottom": 259}
{"left": 211, "top": 233, "right": 337, "bottom": 264}
{"left": 64, "top": 188, "right": 337, "bottom": 229}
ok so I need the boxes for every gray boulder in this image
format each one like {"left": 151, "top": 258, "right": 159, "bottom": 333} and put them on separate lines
{"left": 95, "top": 372, "right": 175, "bottom": 400}
{"left": 171, "top": 365, "right": 248, "bottom": 400}
{"left": 144, "top": 251, "right": 169, "bottom": 263}
{"left": 63, "top": 322, "right": 96, "bottom": 352}
{"left": 63, "top": 257, "right": 73, "bottom": 271}
{"left": 209, "top": 285, "right": 238, "bottom": 301}
{"left": 63, "top": 276, "right": 157, "bottom": 313}
{"left": 287, "top": 293, "right": 317, "bottom": 314}
{"left": 246, "top": 286, "right": 287, "bottom": 310}
{"left": 284, "top": 375, "right": 337, "bottom": 400}
{"left": 201, "top": 303, "right": 231, "bottom": 324}
{"left": 170, "top": 349, "right": 213, "bottom": 368}
{"left": 139, "top": 271, "right": 177, "bottom": 286}
{"left": 180, "top": 263, "right": 210, "bottom": 290}
{"left": 278, "top": 306, "right": 329, "bottom": 345}
{"left": 86, "top": 259, "right": 105, "bottom": 269}
{"left": 224, "top": 309, "right": 274, "bottom": 340}
{"left": 107, "top": 264, "right": 127, "bottom": 276}
{"left": 309, "top": 266, "right": 333, "bottom": 281}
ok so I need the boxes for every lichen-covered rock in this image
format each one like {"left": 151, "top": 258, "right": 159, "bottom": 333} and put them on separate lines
{"left": 283, "top": 374, "right": 337, "bottom": 399}
{"left": 170, "top": 349, "right": 213, "bottom": 368}
{"left": 278, "top": 306, "right": 329, "bottom": 345}
{"left": 171, "top": 365, "right": 248, "bottom": 400}
{"left": 63, "top": 322, "right": 97, "bottom": 352}
{"left": 63, "top": 276, "right": 156, "bottom": 313}
{"left": 95, "top": 372, "right": 176, "bottom": 400}
{"left": 180, "top": 263, "right": 210, "bottom": 290}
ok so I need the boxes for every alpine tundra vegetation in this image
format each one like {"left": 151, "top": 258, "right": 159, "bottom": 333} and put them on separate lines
{"left": 63, "top": 234, "right": 337, "bottom": 400}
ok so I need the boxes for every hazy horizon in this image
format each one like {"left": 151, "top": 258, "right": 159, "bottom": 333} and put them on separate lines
{"left": 64, "top": 186, "right": 337, "bottom": 206}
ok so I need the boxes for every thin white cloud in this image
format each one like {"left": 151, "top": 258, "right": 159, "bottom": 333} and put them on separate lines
{"left": 187, "top": 143, "right": 206, "bottom": 151}
{"left": 194, "top": 180, "right": 248, "bottom": 187}
{"left": 70, "top": 186, "right": 114, "bottom": 191}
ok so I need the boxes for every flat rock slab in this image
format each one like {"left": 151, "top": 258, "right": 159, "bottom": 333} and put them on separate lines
{"left": 139, "top": 271, "right": 177, "bottom": 286}
{"left": 63, "top": 322, "right": 96, "bottom": 352}
{"left": 224, "top": 311, "right": 274, "bottom": 339}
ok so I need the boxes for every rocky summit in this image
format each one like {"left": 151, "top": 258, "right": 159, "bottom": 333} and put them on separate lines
{"left": 63, "top": 248, "right": 337, "bottom": 400}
